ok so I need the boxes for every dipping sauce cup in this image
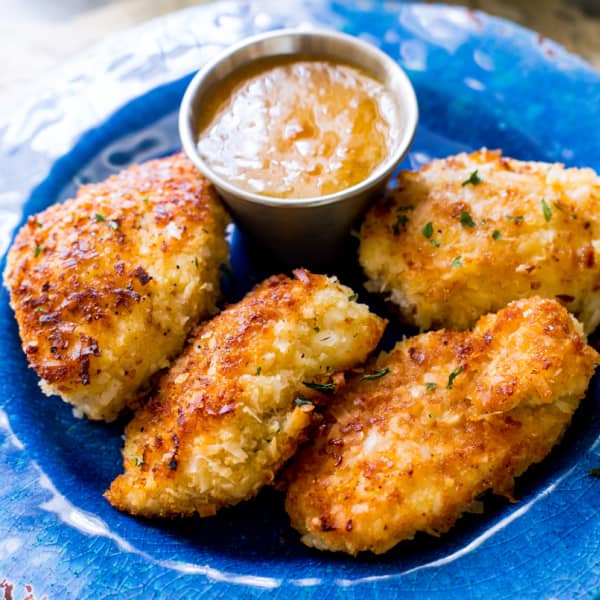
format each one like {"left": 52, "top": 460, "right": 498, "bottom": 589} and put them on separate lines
{"left": 179, "top": 28, "right": 418, "bottom": 266}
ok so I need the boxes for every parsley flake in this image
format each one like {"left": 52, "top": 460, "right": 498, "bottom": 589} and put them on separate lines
{"left": 194, "top": 257, "right": 199, "bottom": 268}
{"left": 255, "top": 367, "right": 262, "bottom": 376}
{"left": 430, "top": 239, "right": 441, "bottom": 248}
{"left": 428, "top": 413, "right": 437, "bottom": 419}
{"left": 462, "top": 170, "right": 483, "bottom": 186}
{"left": 303, "top": 381, "right": 336, "bottom": 394}
{"left": 421, "top": 222, "right": 434, "bottom": 238}
{"left": 425, "top": 382, "right": 438, "bottom": 391}
{"left": 133, "top": 457, "right": 144, "bottom": 467}
{"left": 360, "top": 368, "right": 390, "bottom": 381}
{"left": 506, "top": 215, "right": 524, "bottom": 223}
{"left": 94, "top": 213, "right": 105, "bottom": 222}
{"left": 35, "top": 220, "right": 43, "bottom": 228}
{"left": 34, "top": 245, "right": 43, "bottom": 258}
{"left": 313, "top": 326, "right": 320, "bottom": 332}
{"left": 348, "top": 293, "right": 359, "bottom": 302}
{"left": 450, "top": 256, "right": 463, "bottom": 268}
{"left": 295, "top": 397, "right": 314, "bottom": 407}
{"left": 446, "top": 365, "right": 464, "bottom": 390}
{"left": 108, "top": 220, "right": 119, "bottom": 230}
{"left": 541, "top": 198, "right": 552, "bottom": 223}
{"left": 460, "top": 211, "right": 476, "bottom": 228}
{"left": 392, "top": 213, "right": 410, "bottom": 235}
{"left": 492, "top": 229, "right": 502, "bottom": 241}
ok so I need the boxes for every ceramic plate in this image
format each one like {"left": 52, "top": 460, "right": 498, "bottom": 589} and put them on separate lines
{"left": 1, "top": 1, "right": 599, "bottom": 598}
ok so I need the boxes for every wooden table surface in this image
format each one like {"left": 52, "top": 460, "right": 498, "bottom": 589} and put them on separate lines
{"left": 1, "top": 0, "right": 598, "bottom": 116}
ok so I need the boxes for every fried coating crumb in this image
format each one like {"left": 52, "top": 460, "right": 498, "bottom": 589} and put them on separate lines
{"left": 4, "top": 153, "right": 229, "bottom": 421}
{"left": 106, "top": 270, "right": 386, "bottom": 518}
{"left": 360, "top": 149, "right": 600, "bottom": 332}
{"left": 285, "top": 297, "right": 598, "bottom": 555}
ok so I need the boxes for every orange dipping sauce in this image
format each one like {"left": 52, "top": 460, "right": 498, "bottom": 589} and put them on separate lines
{"left": 196, "top": 56, "right": 398, "bottom": 199}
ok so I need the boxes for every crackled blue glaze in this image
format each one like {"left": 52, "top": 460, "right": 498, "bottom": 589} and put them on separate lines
{"left": 1, "top": 2, "right": 599, "bottom": 598}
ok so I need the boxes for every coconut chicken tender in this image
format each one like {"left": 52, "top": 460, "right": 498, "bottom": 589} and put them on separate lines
{"left": 360, "top": 149, "right": 600, "bottom": 332}
{"left": 106, "top": 270, "right": 385, "bottom": 518}
{"left": 285, "top": 297, "right": 598, "bottom": 555}
{"left": 4, "top": 153, "right": 229, "bottom": 421}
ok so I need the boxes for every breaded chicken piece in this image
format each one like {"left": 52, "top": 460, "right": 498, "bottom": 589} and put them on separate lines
{"left": 106, "top": 270, "right": 386, "bottom": 518}
{"left": 285, "top": 297, "right": 598, "bottom": 555}
{"left": 360, "top": 149, "right": 600, "bottom": 332}
{"left": 4, "top": 154, "right": 229, "bottom": 421}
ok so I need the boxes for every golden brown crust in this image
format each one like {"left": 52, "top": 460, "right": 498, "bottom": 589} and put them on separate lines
{"left": 285, "top": 297, "right": 599, "bottom": 555}
{"left": 106, "top": 270, "right": 386, "bottom": 518}
{"left": 360, "top": 149, "right": 600, "bottom": 332}
{"left": 4, "top": 153, "right": 229, "bottom": 420}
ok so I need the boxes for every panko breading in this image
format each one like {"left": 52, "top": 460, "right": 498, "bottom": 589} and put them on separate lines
{"left": 4, "top": 153, "right": 229, "bottom": 421}
{"left": 106, "top": 269, "right": 386, "bottom": 518}
{"left": 360, "top": 149, "right": 600, "bottom": 332}
{"left": 285, "top": 297, "right": 598, "bottom": 555}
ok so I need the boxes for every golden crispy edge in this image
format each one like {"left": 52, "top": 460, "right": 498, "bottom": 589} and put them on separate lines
{"left": 4, "top": 153, "right": 227, "bottom": 392}
{"left": 285, "top": 297, "right": 599, "bottom": 554}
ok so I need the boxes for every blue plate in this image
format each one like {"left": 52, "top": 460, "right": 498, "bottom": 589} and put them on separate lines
{"left": 1, "top": 2, "right": 599, "bottom": 598}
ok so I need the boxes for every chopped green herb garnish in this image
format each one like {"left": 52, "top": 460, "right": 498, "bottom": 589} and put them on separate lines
{"left": 313, "top": 326, "right": 320, "bottom": 332}
{"left": 446, "top": 365, "right": 464, "bottom": 390}
{"left": 480, "top": 219, "right": 487, "bottom": 225}
{"left": 361, "top": 368, "right": 390, "bottom": 381}
{"left": 506, "top": 215, "right": 524, "bottom": 223}
{"left": 553, "top": 201, "right": 565, "bottom": 213}
{"left": 450, "top": 256, "right": 463, "bottom": 268}
{"left": 428, "top": 413, "right": 437, "bottom": 419}
{"left": 133, "top": 457, "right": 144, "bottom": 467}
{"left": 35, "top": 220, "right": 43, "bottom": 228}
{"left": 541, "top": 197, "right": 552, "bottom": 222}
{"left": 34, "top": 245, "right": 43, "bottom": 257}
{"left": 421, "top": 222, "right": 434, "bottom": 238}
{"left": 142, "top": 197, "right": 149, "bottom": 204}
{"left": 425, "top": 382, "right": 438, "bottom": 391}
{"left": 295, "top": 397, "right": 314, "bottom": 407}
{"left": 392, "top": 213, "right": 409, "bottom": 235}
{"left": 460, "top": 211, "right": 476, "bottom": 228}
{"left": 348, "top": 293, "right": 359, "bottom": 302}
{"left": 34, "top": 307, "right": 44, "bottom": 313}
{"left": 194, "top": 257, "right": 199, "bottom": 268}
{"left": 255, "top": 367, "right": 262, "bottom": 376}
{"left": 462, "top": 170, "right": 483, "bottom": 186}
{"left": 430, "top": 239, "right": 441, "bottom": 248}
{"left": 108, "top": 220, "right": 119, "bottom": 230}
{"left": 397, "top": 205, "right": 414, "bottom": 211}
{"left": 492, "top": 229, "right": 502, "bottom": 241}
{"left": 94, "top": 213, "right": 105, "bottom": 222}
{"left": 303, "top": 381, "right": 336, "bottom": 394}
